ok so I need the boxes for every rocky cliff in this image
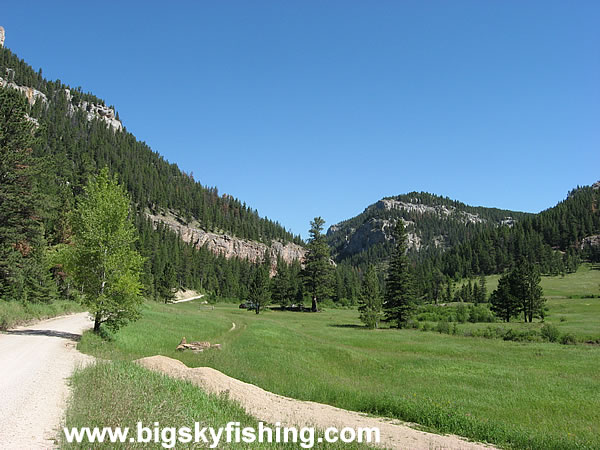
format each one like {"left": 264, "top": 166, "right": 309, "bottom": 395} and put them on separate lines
{"left": 327, "top": 192, "right": 529, "bottom": 265}
{"left": 147, "top": 212, "right": 305, "bottom": 270}
{"left": 0, "top": 27, "right": 122, "bottom": 132}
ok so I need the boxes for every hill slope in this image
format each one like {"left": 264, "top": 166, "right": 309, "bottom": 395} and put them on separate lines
{"left": 327, "top": 191, "right": 529, "bottom": 267}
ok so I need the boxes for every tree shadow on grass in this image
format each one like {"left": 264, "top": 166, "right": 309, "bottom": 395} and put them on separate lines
{"left": 5, "top": 329, "right": 82, "bottom": 341}
{"left": 328, "top": 324, "right": 366, "bottom": 329}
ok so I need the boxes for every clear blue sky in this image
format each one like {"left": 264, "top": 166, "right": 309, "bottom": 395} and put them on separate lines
{"left": 3, "top": 1, "right": 599, "bottom": 238}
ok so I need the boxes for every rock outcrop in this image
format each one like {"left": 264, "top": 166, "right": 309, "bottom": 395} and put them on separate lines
{"left": 65, "top": 89, "right": 123, "bottom": 131}
{"left": 0, "top": 74, "right": 122, "bottom": 132}
{"left": 376, "top": 198, "right": 486, "bottom": 225}
{"left": 0, "top": 26, "right": 5, "bottom": 48}
{"left": 0, "top": 75, "right": 47, "bottom": 106}
{"left": 580, "top": 235, "right": 600, "bottom": 251}
{"left": 147, "top": 212, "right": 305, "bottom": 269}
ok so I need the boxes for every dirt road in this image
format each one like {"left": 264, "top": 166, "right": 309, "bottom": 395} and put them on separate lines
{"left": 0, "top": 313, "right": 94, "bottom": 449}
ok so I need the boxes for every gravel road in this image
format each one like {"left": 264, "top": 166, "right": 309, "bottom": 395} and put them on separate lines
{"left": 0, "top": 313, "right": 94, "bottom": 449}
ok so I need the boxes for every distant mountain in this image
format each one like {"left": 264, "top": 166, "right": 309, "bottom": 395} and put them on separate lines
{"left": 327, "top": 192, "right": 529, "bottom": 267}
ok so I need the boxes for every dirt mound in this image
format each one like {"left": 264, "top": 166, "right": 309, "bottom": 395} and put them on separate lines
{"left": 136, "top": 355, "right": 494, "bottom": 450}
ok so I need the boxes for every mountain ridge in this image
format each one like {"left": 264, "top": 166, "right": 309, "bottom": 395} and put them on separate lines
{"left": 327, "top": 191, "right": 530, "bottom": 267}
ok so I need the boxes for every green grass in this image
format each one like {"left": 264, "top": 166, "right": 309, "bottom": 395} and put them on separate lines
{"left": 0, "top": 299, "right": 84, "bottom": 330}
{"left": 78, "top": 294, "right": 600, "bottom": 449}
{"left": 450, "top": 264, "right": 600, "bottom": 341}
{"left": 62, "top": 361, "right": 368, "bottom": 448}
{"left": 458, "top": 263, "right": 600, "bottom": 299}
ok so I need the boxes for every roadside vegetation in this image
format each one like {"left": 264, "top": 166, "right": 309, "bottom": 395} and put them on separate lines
{"left": 76, "top": 266, "right": 600, "bottom": 449}
{"left": 62, "top": 361, "right": 368, "bottom": 449}
{"left": 0, "top": 299, "right": 84, "bottom": 330}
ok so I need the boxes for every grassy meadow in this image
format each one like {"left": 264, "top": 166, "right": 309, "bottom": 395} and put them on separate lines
{"left": 75, "top": 266, "right": 600, "bottom": 450}
{"left": 450, "top": 264, "right": 600, "bottom": 340}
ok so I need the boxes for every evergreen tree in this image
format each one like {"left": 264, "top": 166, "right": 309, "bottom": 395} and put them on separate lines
{"left": 61, "top": 168, "right": 144, "bottom": 332}
{"left": 157, "top": 261, "right": 177, "bottom": 303}
{"left": 490, "top": 273, "right": 518, "bottom": 322}
{"left": 384, "top": 222, "right": 416, "bottom": 328}
{"left": 477, "top": 274, "right": 487, "bottom": 303}
{"left": 0, "top": 88, "right": 54, "bottom": 302}
{"left": 248, "top": 263, "right": 270, "bottom": 314}
{"left": 271, "top": 261, "right": 292, "bottom": 307}
{"left": 301, "top": 217, "right": 334, "bottom": 312}
{"left": 358, "top": 265, "right": 383, "bottom": 328}
{"left": 511, "top": 259, "right": 545, "bottom": 323}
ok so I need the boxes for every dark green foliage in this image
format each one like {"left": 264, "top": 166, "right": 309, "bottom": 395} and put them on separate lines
{"left": 248, "top": 262, "right": 270, "bottom": 314}
{"left": 327, "top": 191, "right": 530, "bottom": 268}
{"left": 358, "top": 265, "right": 383, "bottom": 328}
{"left": 384, "top": 222, "right": 416, "bottom": 328}
{"left": 490, "top": 273, "right": 520, "bottom": 322}
{"left": 270, "top": 259, "right": 302, "bottom": 307}
{"left": 0, "top": 45, "right": 306, "bottom": 306}
{"left": 0, "top": 87, "right": 56, "bottom": 303}
{"left": 301, "top": 217, "right": 334, "bottom": 312}
{"left": 157, "top": 262, "right": 177, "bottom": 303}
{"left": 511, "top": 259, "right": 545, "bottom": 322}
{"left": 490, "top": 260, "right": 545, "bottom": 323}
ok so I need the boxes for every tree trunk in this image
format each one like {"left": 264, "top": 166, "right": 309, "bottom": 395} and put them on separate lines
{"left": 255, "top": 304, "right": 260, "bottom": 314}
{"left": 93, "top": 313, "right": 101, "bottom": 333}
{"left": 311, "top": 297, "right": 317, "bottom": 312}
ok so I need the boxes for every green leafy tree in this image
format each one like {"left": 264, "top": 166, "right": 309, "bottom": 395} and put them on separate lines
{"left": 301, "top": 217, "right": 334, "bottom": 312}
{"left": 248, "top": 263, "right": 271, "bottom": 314}
{"left": 384, "top": 222, "right": 416, "bottom": 328}
{"left": 63, "top": 168, "right": 144, "bottom": 332}
{"left": 358, "top": 265, "right": 383, "bottom": 328}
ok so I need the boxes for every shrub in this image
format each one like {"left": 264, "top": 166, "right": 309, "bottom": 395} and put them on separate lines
{"left": 540, "top": 324, "right": 560, "bottom": 343}
{"left": 468, "top": 304, "right": 495, "bottom": 323}
{"left": 455, "top": 304, "right": 468, "bottom": 323}
{"left": 405, "top": 319, "right": 420, "bottom": 329}
{"left": 435, "top": 319, "right": 451, "bottom": 334}
{"left": 560, "top": 333, "right": 577, "bottom": 345}
{"left": 503, "top": 328, "right": 540, "bottom": 342}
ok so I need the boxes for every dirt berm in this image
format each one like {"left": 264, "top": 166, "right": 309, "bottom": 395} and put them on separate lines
{"left": 136, "top": 355, "right": 495, "bottom": 450}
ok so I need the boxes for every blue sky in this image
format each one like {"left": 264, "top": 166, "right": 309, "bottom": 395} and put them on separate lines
{"left": 2, "top": 1, "right": 599, "bottom": 237}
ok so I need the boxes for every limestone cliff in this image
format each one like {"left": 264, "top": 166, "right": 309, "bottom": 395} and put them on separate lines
{"left": 147, "top": 212, "right": 305, "bottom": 269}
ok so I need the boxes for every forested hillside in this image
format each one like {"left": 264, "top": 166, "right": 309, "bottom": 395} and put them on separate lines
{"left": 327, "top": 192, "right": 529, "bottom": 268}
{"left": 421, "top": 185, "right": 600, "bottom": 279}
{"left": 0, "top": 46, "right": 301, "bottom": 246}
{"left": 0, "top": 44, "right": 303, "bottom": 305}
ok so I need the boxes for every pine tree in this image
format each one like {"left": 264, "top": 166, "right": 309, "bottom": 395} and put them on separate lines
{"left": 301, "top": 217, "right": 334, "bottom": 312}
{"left": 358, "top": 265, "right": 383, "bottom": 328}
{"left": 248, "top": 263, "right": 270, "bottom": 314}
{"left": 511, "top": 259, "right": 545, "bottom": 322}
{"left": 490, "top": 273, "right": 518, "bottom": 322}
{"left": 0, "top": 88, "right": 54, "bottom": 302}
{"left": 384, "top": 222, "right": 416, "bottom": 328}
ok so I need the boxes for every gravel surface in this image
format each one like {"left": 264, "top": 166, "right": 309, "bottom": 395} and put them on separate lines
{"left": 0, "top": 313, "right": 94, "bottom": 449}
